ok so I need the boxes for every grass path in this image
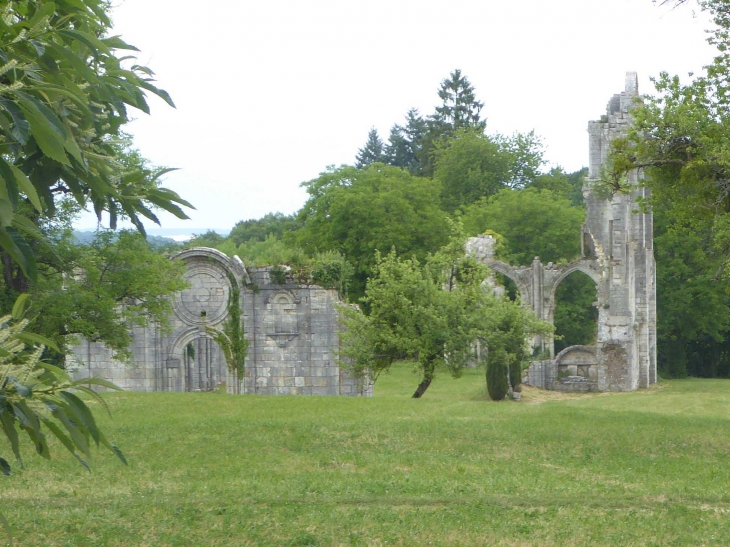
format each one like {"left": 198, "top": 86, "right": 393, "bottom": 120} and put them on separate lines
{"left": 3, "top": 366, "right": 730, "bottom": 546}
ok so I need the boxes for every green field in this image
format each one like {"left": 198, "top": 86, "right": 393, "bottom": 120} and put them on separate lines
{"left": 3, "top": 365, "right": 730, "bottom": 546}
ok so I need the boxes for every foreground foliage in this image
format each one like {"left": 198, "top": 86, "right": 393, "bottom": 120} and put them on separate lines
{"left": 2, "top": 369, "right": 729, "bottom": 546}
{"left": 0, "top": 0, "right": 192, "bottom": 280}
{"left": 0, "top": 297, "right": 125, "bottom": 478}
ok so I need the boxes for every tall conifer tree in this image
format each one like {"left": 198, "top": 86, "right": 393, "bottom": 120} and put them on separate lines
{"left": 384, "top": 109, "right": 427, "bottom": 175}
{"left": 355, "top": 128, "right": 385, "bottom": 167}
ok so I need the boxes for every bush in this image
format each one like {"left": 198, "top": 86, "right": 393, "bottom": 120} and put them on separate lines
{"left": 509, "top": 359, "right": 523, "bottom": 389}
{"left": 487, "top": 352, "right": 509, "bottom": 401}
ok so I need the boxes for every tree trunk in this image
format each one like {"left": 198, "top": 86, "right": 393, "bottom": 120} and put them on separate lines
{"left": 412, "top": 376, "right": 432, "bottom": 398}
{"left": 412, "top": 359, "right": 436, "bottom": 398}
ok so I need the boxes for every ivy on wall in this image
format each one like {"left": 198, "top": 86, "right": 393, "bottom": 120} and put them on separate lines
{"left": 207, "top": 273, "right": 248, "bottom": 379}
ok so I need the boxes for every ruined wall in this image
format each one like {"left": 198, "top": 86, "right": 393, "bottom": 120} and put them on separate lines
{"left": 241, "top": 267, "right": 372, "bottom": 396}
{"left": 468, "top": 73, "right": 657, "bottom": 393}
{"left": 70, "top": 248, "right": 372, "bottom": 397}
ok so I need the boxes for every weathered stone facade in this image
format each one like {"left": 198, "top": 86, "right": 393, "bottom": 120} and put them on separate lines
{"left": 70, "top": 247, "right": 372, "bottom": 397}
{"left": 468, "top": 73, "right": 657, "bottom": 392}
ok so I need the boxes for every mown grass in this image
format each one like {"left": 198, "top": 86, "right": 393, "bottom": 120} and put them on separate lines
{"left": 3, "top": 365, "right": 730, "bottom": 546}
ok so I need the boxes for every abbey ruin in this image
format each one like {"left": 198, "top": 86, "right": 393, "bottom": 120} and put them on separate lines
{"left": 71, "top": 74, "right": 655, "bottom": 396}
{"left": 467, "top": 73, "right": 657, "bottom": 392}
{"left": 70, "top": 247, "right": 372, "bottom": 396}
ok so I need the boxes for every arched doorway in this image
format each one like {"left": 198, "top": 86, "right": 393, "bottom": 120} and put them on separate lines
{"left": 183, "top": 335, "right": 228, "bottom": 392}
{"left": 552, "top": 270, "right": 598, "bottom": 355}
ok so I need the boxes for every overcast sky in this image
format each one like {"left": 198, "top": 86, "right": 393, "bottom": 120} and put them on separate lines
{"left": 76, "top": 0, "right": 717, "bottom": 233}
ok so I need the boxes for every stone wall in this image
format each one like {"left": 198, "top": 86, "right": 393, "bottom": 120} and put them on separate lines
{"left": 471, "top": 73, "right": 657, "bottom": 393}
{"left": 70, "top": 248, "right": 372, "bottom": 397}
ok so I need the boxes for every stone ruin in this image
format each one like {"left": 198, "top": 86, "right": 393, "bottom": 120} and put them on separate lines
{"left": 70, "top": 247, "right": 372, "bottom": 397}
{"left": 71, "top": 74, "right": 654, "bottom": 396}
{"left": 466, "top": 73, "right": 657, "bottom": 392}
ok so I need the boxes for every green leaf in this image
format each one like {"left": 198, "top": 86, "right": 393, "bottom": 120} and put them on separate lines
{"left": 136, "top": 79, "right": 176, "bottom": 108}
{"left": 0, "top": 410, "right": 22, "bottom": 467}
{"left": 57, "top": 29, "right": 111, "bottom": 57}
{"left": 14, "top": 400, "right": 50, "bottom": 459}
{"left": 40, "top": 417, "right": 74, "bottom": 458}
{"left": 12, "top": 215, "right": 47, "bottom": 242}
{"left": 0, "top": 158, "right": 19, "bottom": 210}
{"left": 0, "top": 457, "right": 11, "bottom": 476}
{"left": 0, "top": 97, "right": 30, "bottom": 144}
{"left": 74, "top": 385, "right": 112, "bottom": 418}
{"left": 0, "top": 227, "right": 37, "bottom": 281}
{"left": 17, "top": 332, "right": 58, "bottom": 352}
{"left": 75, "top": 377, "right": 122, "bottom": 391}
{"left": 8, "top": 165, "right": 42, "bottom": 212}
{"left": 17, "top": 94, "right": 67, "bottom": 140}
{"left": 111, "top": 443, "right": 127, "bottom": 466}
{"left": 11, "top": 294, "right": 29, "bottom": 320}
{"left": 102, "top": 36, "right": 140, "bottom": 52}
{"left": 0, "top": 192, "right": 14, "bottom": 228}
{"left": 35, "top": 362, "right": 70, "bottom": 382}
{"left": 18, "top": 104, "right": 69, "bottom": 166}
{"left": 60, "top": 391, "right": 102, "bottom": 446}
{"left": 73, "top": 453, "right": 91, "bottom": 473}
{"left": 50, "top": 403, "right": 90, "bottom": 458}
{"left": 27, "top": 2, "right": 56, "bottom": 29}
{"left": 64, "top": 134, "right": 83, "bottom": 164}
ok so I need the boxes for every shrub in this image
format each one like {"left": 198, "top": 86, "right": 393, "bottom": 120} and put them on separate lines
{"left": 509, "top": 359, "right": 523, "bottom": 389}
{"left": 487, "top": 351, "right": 509, "bottom": 401}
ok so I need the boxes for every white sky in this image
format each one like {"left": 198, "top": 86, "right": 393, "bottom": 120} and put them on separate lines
{"left": 76, "top": 0, "right": 717, "bottom": 232}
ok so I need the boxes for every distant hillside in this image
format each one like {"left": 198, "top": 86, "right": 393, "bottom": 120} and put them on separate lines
{"left": 73, "top": 231, "right": 181, "bottom": 249}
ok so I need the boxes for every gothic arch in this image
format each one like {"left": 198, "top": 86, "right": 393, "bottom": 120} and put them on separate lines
{"left": 545, "top": 259, "right": 601, "bottom": 323}
{"left": 167, "top": 327, "right": 232, "bottom": 392}
{"left": 488, "top": 261, "right": 530, "bottom": 305}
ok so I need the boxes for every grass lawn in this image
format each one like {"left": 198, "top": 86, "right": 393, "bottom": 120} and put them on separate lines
{"left": 3, "top": 364, "right": 730, "bottom": 546}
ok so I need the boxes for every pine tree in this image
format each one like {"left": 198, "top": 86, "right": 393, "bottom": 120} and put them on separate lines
{"left": 384, "top": 109, "right": 427, "bottom": 175}
{"left": 431, "top": 69, "right": 486, "bottom": 134}
{"left": 355, "top": 128, "right": 385, "bottom": 168}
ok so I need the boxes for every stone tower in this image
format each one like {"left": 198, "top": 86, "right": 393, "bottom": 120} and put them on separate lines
{"left": 584, "top": 72, "right": 657, "bottom": 390}
{"left": 467, "top": 73, "right": 657, "bottom": 392}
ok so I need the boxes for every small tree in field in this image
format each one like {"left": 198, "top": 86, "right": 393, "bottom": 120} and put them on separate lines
{"left": 486, "top": 350, "right": 510, "bottom": 401}
{"left": 483, "top": 295, "right": 543, "bottom": 401}
{"left": 340, "top": 226, "right": 551, "bottom": 398}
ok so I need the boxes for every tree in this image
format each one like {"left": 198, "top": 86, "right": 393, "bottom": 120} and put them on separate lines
{"left": 355, "top": 128, "right": 385, "bottom": 168}
{"left": 228, "top": 212, "right": 301, "bottom": 247}
{"left": 339, "top": 247, "right": 483, "bottom": 399}
{"left": 431, "top": 69, "right": 486, "bottom": 134}
{"left": 294, "top": 164, "right": 450, "bottom": 301}
{"left": 26, "top": 228, "right": 188, "bottom": 363}
{"left": 433, "top": 129, "right": 512, "bottom": 212}
{"left": 461, "top": 188, "right": 585, "bottom": 265}
{"left": 486, "top": 353, "right": 509, "bottom": 401}
{"left": 416, "top": 70, "right": 489, "bottom": 176}
{"left": 530, "top": 167, "right": 587, "bottom": 208}
{"left": 384, "top": 108, "right": 427, "bottom": 175}
{"left": 188, "top": 230, "right": 226, "bottom": 248}
{"left": 604, "top": 0, "right": 730, "bottom": 377}
{"left": 0, "top": 0, "right": 192, "bottom": 280}
{"left": 433, "top": 129, "right": 544, "bottom": 212}
{"left": 340, "top": 228, "right": 552, "bottom": 398}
